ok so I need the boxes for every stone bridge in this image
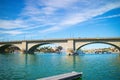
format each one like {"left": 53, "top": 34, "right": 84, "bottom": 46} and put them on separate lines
{"left": 0, "top": 38, "right": 120, "bottom": 53}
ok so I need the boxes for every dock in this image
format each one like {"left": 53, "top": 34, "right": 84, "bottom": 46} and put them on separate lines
{"left": 37, "top": 71, "right": 82, "bottom": 80}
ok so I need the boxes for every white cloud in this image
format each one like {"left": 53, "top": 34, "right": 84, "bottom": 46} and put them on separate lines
{"left": 39, "top": 1, "right": 120, "bottom": 33}
{"left": 40, "top": 26, "right": 60, "bottom": 33}
{"left": 95, "top": 14, "right": 120, "bottom": 20}
{"left": 0, "top": 30, "right": 23, "bottom": 35}
{"left": 0, "top": 19, "right": 27, "bottom": 29}
{"left": 0, "top": 0, "right": 120, "bottom": 35}
{"left": 42, "top": 0, "right": 78, "bottom": 9}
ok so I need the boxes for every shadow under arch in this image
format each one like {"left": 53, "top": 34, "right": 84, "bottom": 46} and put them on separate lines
{"left": 0, "top": 44, "right": 21, "bottom": 53}
{"left": 77, "top": 41, "right": 120, "bottom": 52}
{"left": 28, "top": 43, "right": 61, "bottom": 54}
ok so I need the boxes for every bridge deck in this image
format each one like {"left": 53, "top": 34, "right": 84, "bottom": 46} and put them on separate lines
{"left": 37, "top": 71, "right": 82, "bottom": 80}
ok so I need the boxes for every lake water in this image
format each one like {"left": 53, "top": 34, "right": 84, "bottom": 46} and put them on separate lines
{"left": 0, "top": 53, "right": 120, "bottom": 80}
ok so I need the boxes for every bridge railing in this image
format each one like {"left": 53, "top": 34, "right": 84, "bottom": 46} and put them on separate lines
{"left": 0, "top": 37, "right": 120, "bottom": 43}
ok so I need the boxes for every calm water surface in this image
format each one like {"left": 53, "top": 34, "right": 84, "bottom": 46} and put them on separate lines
{"left": 0, "top": 53, "right": 120, "bottom": 80}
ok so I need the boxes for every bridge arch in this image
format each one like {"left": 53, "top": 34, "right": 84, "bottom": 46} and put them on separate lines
{"left": 28, "top": 43, "right": 63, "bottom": 54}
{"left": 0, "top": 44, "right": 21, "bottom": 53}
{"left": 76, "top": 41, "right": 120, "bottom": 51}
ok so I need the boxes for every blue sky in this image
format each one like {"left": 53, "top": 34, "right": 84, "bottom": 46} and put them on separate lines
{"left": 0, "top": 0, "right": 120, "bottom": 41}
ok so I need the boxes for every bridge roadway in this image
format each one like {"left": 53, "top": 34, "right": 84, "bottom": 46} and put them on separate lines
{"left": 0, "top": 38, "right": 120, "bottom": 53}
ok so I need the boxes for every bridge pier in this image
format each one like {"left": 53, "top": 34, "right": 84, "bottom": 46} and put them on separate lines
{"left": 66, "top": 39, "right": 76, "bottom": 55}
{"left": 67, "top": 39, "right": 75, "bottom": 51}
{"left": 21, "top": 41, "right": 28, "bottom": 53}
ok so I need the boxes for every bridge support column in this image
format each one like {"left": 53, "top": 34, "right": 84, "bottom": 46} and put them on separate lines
{"left": 21, "top": 41, "right": 28, "bottom": 53}
{"left": 67, "top": 39, "right": 75, "bottom": 54}
{"left": 67, "top": 39, "right": 75, "bottom": 50}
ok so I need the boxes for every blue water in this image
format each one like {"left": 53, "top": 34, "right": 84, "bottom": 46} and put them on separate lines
{"left": 0, "top": 53, "right": 120, "bottom": 80}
